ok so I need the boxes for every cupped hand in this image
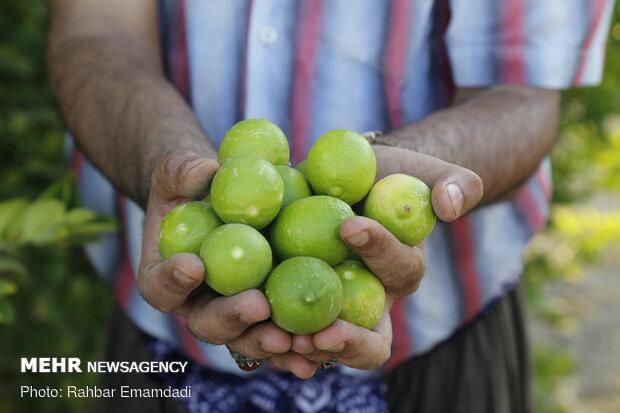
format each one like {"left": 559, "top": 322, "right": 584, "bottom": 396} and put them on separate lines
{"left": 286, "top": 145, "right": 483, "bottom": 372}
{"left": 137, "top": 151, "right": 293, "bottom": 365}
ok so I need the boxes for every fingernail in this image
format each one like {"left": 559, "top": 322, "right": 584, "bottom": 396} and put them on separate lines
{"left": 346, "top": 231, "right": 369, "bottom": 247}
{"left": 445, "top": 183, "right": 463, "bottom": 217}
{"left": 173, "top": 268, "right": 197, "bottom": 289}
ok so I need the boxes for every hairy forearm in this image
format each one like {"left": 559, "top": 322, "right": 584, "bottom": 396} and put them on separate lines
{"left": 48, "top": 32, "right": 215, "bottom": 207}
{"left": 380, "top": 85, "right": 560, "bottom": 203}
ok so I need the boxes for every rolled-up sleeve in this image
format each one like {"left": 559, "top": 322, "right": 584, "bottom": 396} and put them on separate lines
{"left": 446, "top": 0, "right": 616, "bottom": 88}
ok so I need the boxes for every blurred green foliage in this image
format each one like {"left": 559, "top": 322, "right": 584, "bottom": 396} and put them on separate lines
{"left": 0, "top": 1, "right": 618, "bottom": 412}
{"left": 0, "top": 2, "right": 115, "bottom": 412}
{"left": 523, "top": 4, "right": 620, "bottom": 412}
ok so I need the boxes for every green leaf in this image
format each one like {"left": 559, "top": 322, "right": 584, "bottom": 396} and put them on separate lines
{"left": 37, "top": 173, "right": 76, "bottom": 205}
{"left": 0, "top": 300, "right": 15, "bottom": 324}
{"left": 0, "top": 279, "right": 17, "bottom": 297}
{"left": 0, "top": 198, "right": 28, "bottom": 238}
{"left": 20, "top": 198, "right": 66, "bottom": 245}
{"left": 64, "top": 208, "right": 97, "bottom": 227}
{"left": 0, "top": 256, "right": 26, "bottom": 276}
{"left": 66, "top": 220, "right": 119, "bottom": 242}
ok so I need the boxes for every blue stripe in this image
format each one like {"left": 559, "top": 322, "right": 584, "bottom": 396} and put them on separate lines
{"left": 79, "top": 160, "right": 122, "bottom": 282}
{"left": 310, "top": 0, "right": 390, "bottom": 139}
{"left": 406, "top": 222, "right": 463, "bottom": 354}
{"left": 244, "top": 0, "right": 299, "bottom": 132}
{"left": 186, "top": 0, "right": 248, "bottom": 143}
{"left": 400, "top": 0, "right": 438, "bottom": 122}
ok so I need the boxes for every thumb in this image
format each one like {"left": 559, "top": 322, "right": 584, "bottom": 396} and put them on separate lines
{"left": 152, "top": 151, "right": 219, "bottom": 200}
{"left": 374, "top": 145, "right": 483, "bottom": 221}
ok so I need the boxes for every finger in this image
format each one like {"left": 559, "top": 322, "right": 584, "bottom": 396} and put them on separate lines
{"left": 140, "top": 152, "right": 219, "bottom": 275}
{"left": 186, "top": 289, "right": 271, "bottom": 345}
{"left": 152, "top": 151, "right": 219, "bottom": 200}
{"left": 291, "top": 335, "right": 334, "bottom": 363}
{"left": 313, "top": 314, "right": 392, "bottom": 370}
{"left": 291, "top": 334, "right": 316, "bottom": 354}
{"left": 137, "top": 253, "right": 206, "bottom": 313}
{"left": 227, "top": 322, "right": 292, "bottom": 359}
{"left": 340, "top": 216, "right": 424, "bottom": 296}
{"left": 269, "top": 352, "right": 318, "bottom": 380}
{"left": 374, "top": 145, "right": 483, "bottom": 221}
{"left": 297, "top": 350, "right": 335, "bottom": 365}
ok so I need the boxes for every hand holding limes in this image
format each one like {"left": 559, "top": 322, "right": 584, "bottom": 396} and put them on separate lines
{"left": 139, "top": 151, "right": 293, "bottom": 370}
{"left": 148, "top": 121, "right": 484, "bottom": 378}
{"left": 289, "top": 145, "right": 483, "bottom": 371}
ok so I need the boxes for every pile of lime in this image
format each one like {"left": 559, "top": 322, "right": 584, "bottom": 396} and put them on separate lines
{"left": 157, "top": 118, "right": 437, "bottom": 334}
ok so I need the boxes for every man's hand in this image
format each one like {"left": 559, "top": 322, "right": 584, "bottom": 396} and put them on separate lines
{"left": 137, "top": 151, "right": 293, "bottom": 364}
{"left": 286, "top": 145, "right": 483, "bottom": 371}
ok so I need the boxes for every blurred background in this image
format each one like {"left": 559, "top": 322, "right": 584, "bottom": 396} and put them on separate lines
{"left": 0, "top": 2, "right": 619, "bottom": 412}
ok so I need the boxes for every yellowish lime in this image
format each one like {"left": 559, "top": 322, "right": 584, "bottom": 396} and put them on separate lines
{"left": 266, "top": 256, "right": 343, "bottom": 334}
{"left": 306, "top": 129, "right": 376, "bottom": 204}
{"left": 333, "top": 260, "right": 385, "bottom": 330}
{"left": 363, "top": 174, "right": 436, "bottom": 246}
{"left": 219, "top": 118, "right": 290, "bottom": 166}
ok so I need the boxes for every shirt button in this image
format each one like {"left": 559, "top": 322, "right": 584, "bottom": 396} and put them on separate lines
{"left": 258, "top": 26, "right": 278, "bottom": 45}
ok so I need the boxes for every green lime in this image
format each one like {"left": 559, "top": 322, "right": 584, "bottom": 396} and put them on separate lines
{"left": 266, "top": 256, "right": 343, "bottom": 334}
{"left": 200, "top": 223, "right": 272, "bottom": 296}
{"left": 270, "top": 196, "right": 354, "bottom": 266}
{"left": 210, "top": 155, "right": 284, "bottom": 229}
{"left": 333, "top": 260, "right": 385, "bottom": 330}
{"left": 307, "top": 129, "right": 376, "bottom": 204}
{"left": 363, "top": 174, "right": 436, "bottom": 246}
{"left": 275, "top": 165, "right": 312, "bottom": 208}
{"left": 295, "top": 159, "right": 309, "bottom": 181}
{"left": 158, "top": 201, "right": 223, "bottom": 259}
{"left": 219, "top": 118, "right": 290, "bottom": 166}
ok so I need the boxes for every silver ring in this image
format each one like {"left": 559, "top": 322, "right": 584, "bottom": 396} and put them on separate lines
{"left": 228, "top": 349, "right": 263, "bottom": 371}
{"left": 318, "top": 357, "right": 340, "bottom": 369}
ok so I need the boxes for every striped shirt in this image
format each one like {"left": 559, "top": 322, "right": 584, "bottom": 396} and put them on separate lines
{"left": 72, "top": 0, "right": 614, "bottom": 376}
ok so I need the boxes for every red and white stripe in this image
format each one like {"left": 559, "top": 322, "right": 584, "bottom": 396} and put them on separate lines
{"left": 499, "top": 0, "right": 526, "bottom": 83}
{"left": 169, "top": 0, "right": 190, "bottom": 101}
{"left": 383, "top": 0, "right": 414, "bottom": 128}
{"left": 450, "top": 217, "right": 483, "bottom": 324}
{"left": 290, "top": 0, "right": 324, "bottom": 165}
{"left": 383, "top": 0, "right": 415, "bottom": 368}
{"left": 499, "top": 0, "right": 551, "bottom": 234}
{"left": 114, "top": 194, "right": 135, "bottom": 311}
{"left": 573, "top": 0, "right": 608, "bottom": 86}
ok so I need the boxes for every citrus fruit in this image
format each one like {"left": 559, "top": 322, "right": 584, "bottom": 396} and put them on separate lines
{"left": 265, "top": 256, "right": 343, "bottom": 334}
{"left": 219, "top": 118, "right": 290, "bottom": 166}
{"left": 210, "top": 155, "right": 284, "bottom": 229}
{"left": 275, "top": 165, "right": 312, "bottom": 208}
{"left": 295, "top": 159, "right": 309, "bottom": 181}
{"left": 199, "top": 223, "right": 272, "bottom": 296}
{"left": 306, "top": 129, "right": 376, "bottom": 204}
{"left": 333, "top": 260, "right": 385, "bottom": 330}
{"left": 158, "top": 201, "right": 223, "bottom": 259}
{"left": 363, "top": 174, "right": 436, "bottom": 246}
{"left": 270, "top": 196, "right": 354, "bottom": 266}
